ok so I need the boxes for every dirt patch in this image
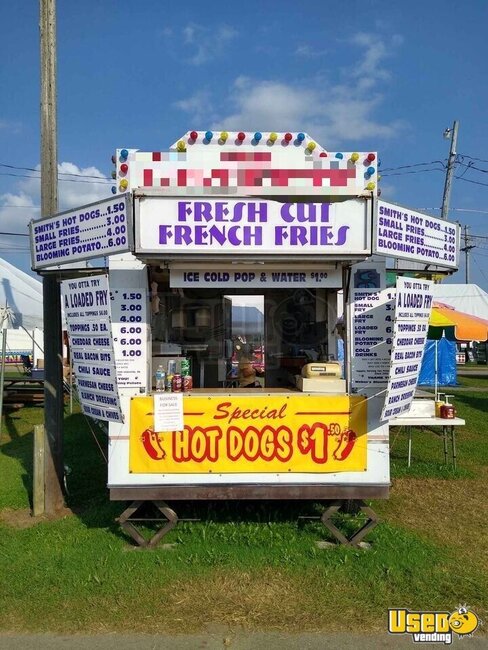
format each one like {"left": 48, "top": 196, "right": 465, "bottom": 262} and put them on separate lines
{"left": 0, "top": 507, "right": 74, "bottom": 529}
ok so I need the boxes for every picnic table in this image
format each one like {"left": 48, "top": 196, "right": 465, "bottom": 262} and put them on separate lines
{"left": 2, "top": 376, "right": 46, "bottom": 404}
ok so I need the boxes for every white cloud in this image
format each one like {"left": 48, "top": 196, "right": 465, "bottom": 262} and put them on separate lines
{"left": 174, "top": 90, "right": 216, "bottom": 124}
{"left": 0, "top": 119, "right": 22, "bottom": 134}
{"left": 178, "top": 23, "right": 238, "bottom": 66}
{"left": 0, "top": 162, "right": 111, "bottom": 235}
{"left": 176, "top": 31, "right": 406, "bottom": 147}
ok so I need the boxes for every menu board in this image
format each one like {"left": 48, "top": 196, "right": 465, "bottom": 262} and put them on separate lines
{"left": 62, "top": 275, "right": 123, "bottom": 422}
{"left": 110, "top": 288, "right": 148, "bottom": 389}
{"left": 31, "top": 195, "right": 131, "bottom": 270}
{"left": 351, "top": 287, "right": 395, "bottom": 389}
{"left": 381, "top": 277, "right": 434, "bottom": 421}
{"left": 374, "top": 201, "right": 459, "bottom": 270}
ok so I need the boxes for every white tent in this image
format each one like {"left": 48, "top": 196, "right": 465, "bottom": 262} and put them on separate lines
{"left": 432, "top": 284, "right": 488, "bottom": 321}
{"left": 0, "top": 258, "right": 43, "bottom": 330}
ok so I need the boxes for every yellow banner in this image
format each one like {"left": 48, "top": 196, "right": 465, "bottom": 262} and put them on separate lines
{"left": 129, "top": 394, "right": 367, "bottom": 474}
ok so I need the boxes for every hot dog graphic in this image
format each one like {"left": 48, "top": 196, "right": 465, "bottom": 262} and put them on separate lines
{"left": 332, "top": 428, "right": 356, "bottom": 461}
{"left": 141, "top": 428, "right": 166, "bottom": 460}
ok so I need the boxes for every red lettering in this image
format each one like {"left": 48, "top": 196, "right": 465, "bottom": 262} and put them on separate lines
{"left": 275, "top": 426, "right": 293, "bottom": 462}
{"left": 173, "top": 426, "right": 223, "bottom": 462}
{"left": 214, "top": 401, "right": 232, "bottom": 420}
{"left": 214, "top": 400, "right": 288, "bottom": 424}
{"left": 226, "top": 425, "right": 293, "bottom": 462}
{"left": 297, "top": 423, "right": 329, "bottom": 463}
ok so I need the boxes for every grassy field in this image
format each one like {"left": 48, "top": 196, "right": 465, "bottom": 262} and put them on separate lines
{"left": 0, "top": 375, "right": 487, "bottom": 634}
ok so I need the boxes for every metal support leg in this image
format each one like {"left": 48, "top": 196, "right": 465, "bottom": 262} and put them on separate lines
{"left": 443, "top": 426, "right": 448, "bottom": 465}
{"left": 451, "top": 426, "right": 457, "bottom": 470}
{"left": 407, "top": 427, "right": 412, "bottom": 467}
{"left": 118, "top": 500, "right": 178, "bottom": 547}
{"left": 320, "top": 500, "right": 379, "bottom": 546}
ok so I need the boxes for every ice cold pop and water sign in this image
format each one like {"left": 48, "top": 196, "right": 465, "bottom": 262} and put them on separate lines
{"left": 62, "top": 275, "right": 123, "bottom": 423}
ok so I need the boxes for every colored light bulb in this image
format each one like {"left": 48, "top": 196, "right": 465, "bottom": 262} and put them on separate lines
{"left": 366, "top": 181, "right": 376, "bottom": 190}
{"left": 297, "top": 132, "right": 305, "bottom": 142}
{"left": 335, "top": 153, "right": 344, "bottom": 159}
{"left": 111, "top": 154, "right": 116, "bottom": 164}
{"left": 351, "top": 152, "right": 359, "bottom": 162}
{"left": 367, "top": 153, "right": 376, "bottom": 161}
{"left": 237, "top": 132, "right": 246, "bottom": 141}
{"left": 284, "top": 133, "right": 293, "bottom": 142}
{"left": 111, "top": 171, "right": 116, "bottom": 179}
{"left": 367, "top": 166, "right": 375, "bottom": 175}
{"left": 319, "top": 152, "right": 327, "bottom": 157}
{"left": 254, "top": 131, "right": 262, "bottom": 141}
{"left": 120, "top": 149, "right": 129, "bottom": 160}
{"left": 176, "top": 140, "right": 186, "bottom": 152}
{"left": 220, "top": 131, "right": 228, "bottom": 142}
{"left": 119, "top": 179, "right": 128, "bottom": 190}
{"left": 269, "top": 132, "right": 278, "bottom": 142}
{"left": 205, "top": 130, "right": 213, "bottom": 141}
{"left": 307, "top": 142, "right": 316, "bottom": 151}
{"left": 111, "top": 186, "right": 117, "bottom": 194}
{"left": 189, "top": 131, "right": 198, "bottom": 140}
{"left": 120, "top": 163, "right": 128, "bottom": 174}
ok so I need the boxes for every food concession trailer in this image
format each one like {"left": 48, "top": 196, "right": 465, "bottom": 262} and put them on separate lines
{"left": 30, "top": 131, "right": 460, "bottom": 546}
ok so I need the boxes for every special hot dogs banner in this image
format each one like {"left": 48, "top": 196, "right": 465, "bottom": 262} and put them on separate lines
{"left": 129, "top": 394, "right": 367, "bottom": 474}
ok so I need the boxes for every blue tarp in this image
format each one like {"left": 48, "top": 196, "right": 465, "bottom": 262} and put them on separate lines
{"left": 418, "top": 338, "right": 457, "bottom": 386}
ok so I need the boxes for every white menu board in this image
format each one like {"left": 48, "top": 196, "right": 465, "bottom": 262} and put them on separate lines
{"left": 110, "top": 288, "right": 148, "bottom": 389}
{"left": 381, "top": 277, "right": 434, "bottom": 421}
{"left": 31, "top": 195, "right": 131, "bottom": 270}
{"left": 351, "top": 288, "right": 395, "bottom": 389}
{"left": 62, "top": 275, "right": 123, "bottom": 423}
{"left": 374, "top": 200, "right": 459, "bottom": 270}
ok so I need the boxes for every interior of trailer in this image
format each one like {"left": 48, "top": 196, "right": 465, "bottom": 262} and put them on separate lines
{"left": 149, "top": 265, "right": 342, "bottom": 390}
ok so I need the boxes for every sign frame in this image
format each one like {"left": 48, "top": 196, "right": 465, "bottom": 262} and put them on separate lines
{"left": 30, "top": 194, "right": 133, "bottom": 270}
{"left": 133, "top": 194, "right": 372, "bottom": 260}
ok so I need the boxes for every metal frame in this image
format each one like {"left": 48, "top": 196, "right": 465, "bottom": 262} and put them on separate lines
{"left": 111, "top": 484, "right": 388, "bottom": 501}
{"left": 116, "top": 495, "right": 382, "bottom": 548}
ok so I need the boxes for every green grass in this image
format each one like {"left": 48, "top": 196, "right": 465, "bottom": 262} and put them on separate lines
{"left": 0, "top": 384, "right": 487, "bottom": 634}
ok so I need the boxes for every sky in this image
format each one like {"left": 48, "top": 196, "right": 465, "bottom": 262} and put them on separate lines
{"left": 1, "top": 0, "right": 488, "bottom": 293}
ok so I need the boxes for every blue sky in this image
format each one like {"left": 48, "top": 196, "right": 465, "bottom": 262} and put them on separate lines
{"left": 1, "top": 0, "right": 488, "bottom": 292}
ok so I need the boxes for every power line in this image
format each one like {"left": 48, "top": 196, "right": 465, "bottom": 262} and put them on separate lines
{"left": 379, "top": 160, "right": 445, "bottom": 173}
{"left": 0, "top": 161, "right": 111, "bottom": 181}
{"left": 454, "top": 175, "right": 488, "bottom": 188}
{"left": 380, "top": 168, "right": 444, "bottom": 178}
{"left": 0, "top": 171, "right": 111, "bottom": 185}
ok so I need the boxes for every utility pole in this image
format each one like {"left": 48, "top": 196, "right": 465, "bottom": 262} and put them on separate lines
{"left": 460, "top": 224, "right": 475, "bottom": 284}
{"left": 40, "top": 0, "right": 65, "bottom": 513}
{"left": 440, "top": 120, "right": 459, "bottom": 220}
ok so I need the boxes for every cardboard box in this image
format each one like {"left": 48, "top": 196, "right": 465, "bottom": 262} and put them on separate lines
{"left": 296, "top": 377, "right": 346, "bottom": 393}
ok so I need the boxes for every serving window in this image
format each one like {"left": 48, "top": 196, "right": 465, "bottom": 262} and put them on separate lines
{"left": 149, "top": 266, "right": 340, "bottom": 390}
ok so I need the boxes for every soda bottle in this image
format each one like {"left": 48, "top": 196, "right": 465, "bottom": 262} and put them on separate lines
{"left": 155, "top": 365, "right": 166, "bottom": 392}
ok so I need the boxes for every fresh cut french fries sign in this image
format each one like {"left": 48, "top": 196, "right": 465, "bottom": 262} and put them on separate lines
{"left": 129, "top": 394, "right": 367, "bottom": 474}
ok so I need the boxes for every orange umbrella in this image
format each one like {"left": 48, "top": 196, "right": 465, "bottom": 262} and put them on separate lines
{"left": 429, "top": 302, "right": 488, "bottom": 341}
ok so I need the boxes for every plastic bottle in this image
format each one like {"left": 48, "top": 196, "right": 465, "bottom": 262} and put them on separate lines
{"left": 155, "top": 364, "right": 165, "bottom": 392}
{"left": 435, "top": 393, "right": 445, "bottom": 418}
{"left": 440, "top": 395, "right": 456, "bottom": 419}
